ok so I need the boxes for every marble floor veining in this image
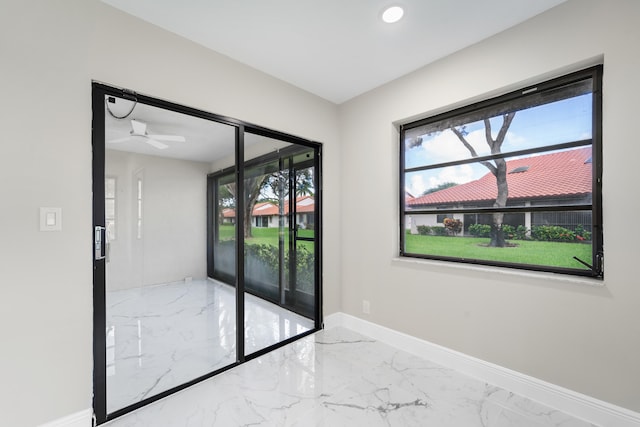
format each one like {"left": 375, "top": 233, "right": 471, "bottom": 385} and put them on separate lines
{"left": 104, "top": 327, "right": 597, "bottom": 427}
{"left": 106, "top": 278, "right": 314, "bottom": 413}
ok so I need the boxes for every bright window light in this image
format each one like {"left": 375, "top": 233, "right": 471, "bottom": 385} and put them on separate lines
{"left": 382, "top": 6, "right": 404, "bottom": 24}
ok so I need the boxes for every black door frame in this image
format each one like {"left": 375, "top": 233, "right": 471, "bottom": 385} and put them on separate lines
{"left": 92, "top": 82, "right": 322, "bottom": 424}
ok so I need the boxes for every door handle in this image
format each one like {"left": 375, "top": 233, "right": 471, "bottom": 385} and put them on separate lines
{"left": 95, "top": 226, "right": 106, "bottom": 261}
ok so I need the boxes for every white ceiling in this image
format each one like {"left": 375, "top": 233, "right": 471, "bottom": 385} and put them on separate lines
{"left": 105, "top": 97, "right": 235, "bottom": 163}
{"left": 105, "top": 96, "right": 292, "bottom": 164}
{"left": 101, "top": 0, "right": 566, "bottom": 104}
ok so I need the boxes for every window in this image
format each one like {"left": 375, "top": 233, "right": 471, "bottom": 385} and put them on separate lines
{"left": 436, "top": 214, "right": 449, "bottom": 223}
{"left": 255, "top": 216, "right": 269, "bottom": 227}
{"left": 400, "top": 66, "right": 603, "bottom": 278}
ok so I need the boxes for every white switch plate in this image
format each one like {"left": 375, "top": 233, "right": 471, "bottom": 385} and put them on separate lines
{"left": 40, "top": 207, "right": 62, "bottom": 231}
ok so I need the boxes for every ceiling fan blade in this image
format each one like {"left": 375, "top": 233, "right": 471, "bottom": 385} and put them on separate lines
{"left": 145, "top": 138, "right": 169, "bottom": 150}
{"left": 108, "top": 136, "right": 132, "bottom": 144}
{"left": 147, "top": 134, "right": 186, "bottom": 142}
{"left": 130, "top": 119, "right": 147, "bottom": 136}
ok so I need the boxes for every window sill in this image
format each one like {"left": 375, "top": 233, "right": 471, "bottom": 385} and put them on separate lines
{"left": 391, "top": 256, "right": 605, "bottom": 288}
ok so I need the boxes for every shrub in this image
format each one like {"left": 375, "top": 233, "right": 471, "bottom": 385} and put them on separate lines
{"left": 289, "top": 245, "right": 315, "bottom": 293}
{"left": 415, "top": 224, "right": 451, "bottom": 236}
{"left": 416, "top": 225, "right": 431, "bottom": 235}
{"left": 531, "top": 225, "right": 576, "bottom": 242}
{"left": 243, "top": 242, "right": 315, "bottom": 293}
{"left": 575, "top": 224, "right": 591, "bottom": 241}
{"left": 515, "top": 225, "right": 529, "bottom": 240}
{"left": 502, "top": 224, "right": 515, "bottom": 239}
{"left": 468, "top": 224, "right": 491, "bottom": 238}
{"left": 245, "top": 243, "right": 279, "bottom": 280}
{"left": 431, "top": 226, "right": 447, "bottom": 236}
{"left": 500, "top": 224, "right": 529, "bottom": 240}
{"left": 443, "top": 218, "right": 463, "bottom": 235}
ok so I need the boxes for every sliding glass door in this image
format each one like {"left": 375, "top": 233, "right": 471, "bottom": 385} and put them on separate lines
{"left": 208, "top": 134, "right": 320, "bottom": 356}
{"left": 242, "top": 134, "right": 318, "bottom": 355}
{"left": 93, "top": 83, "right": 321, "bottom": 424}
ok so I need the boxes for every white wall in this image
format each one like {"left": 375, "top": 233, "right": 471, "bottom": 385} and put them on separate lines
{"left": 339, "top": 0, "right": 640, "bottom": 413}
{"left": 105, "top": 150, "right": 211, "bottom": 290}
{"left": 0, "top": 1, "right": 341, "bottom": 426}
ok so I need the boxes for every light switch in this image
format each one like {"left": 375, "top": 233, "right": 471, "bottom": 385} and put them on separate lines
{"left": 40, "top": 207, "right": 62, "bottom": 231}
{"left": 46, "top": 212, "right": 56, "bottom": 226}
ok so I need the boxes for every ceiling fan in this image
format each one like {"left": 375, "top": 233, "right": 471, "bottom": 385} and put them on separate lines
{"left": 108, "top": 119, "right": 186, "bottom": 150}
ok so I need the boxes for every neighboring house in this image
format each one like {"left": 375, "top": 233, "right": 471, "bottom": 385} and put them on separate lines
{"left": 407, "top": 147, "right": 592, "bottom": 235}
{"left": 405, "top": 191, "right": 415, "bottom": 229}
{"left": 292, "top": 195, "right": 315, "bottom": 229}
{"left": 221, "top": 208, "right": 236, "bottom": 224}
{"left": 223, "top": 195, "right": 315, "bottom": 229}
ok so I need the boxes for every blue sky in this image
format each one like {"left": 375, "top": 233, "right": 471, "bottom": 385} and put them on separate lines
{"left": 405, "top": 94, "right": 592, "bottom": 197}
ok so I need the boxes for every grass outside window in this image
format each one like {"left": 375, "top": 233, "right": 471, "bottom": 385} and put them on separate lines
{"left": 405, "top": 232, "right": 592, "bottom": 270}
{"left": 219, "top": 224, "right": 314, "bottom": 251}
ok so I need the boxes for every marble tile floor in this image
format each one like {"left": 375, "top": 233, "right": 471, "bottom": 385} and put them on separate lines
{"left": 104, "top": 326, "right": 597, "bottom": 427}
{"left": 106, "top": 278, "right": 314, "bottom": 413}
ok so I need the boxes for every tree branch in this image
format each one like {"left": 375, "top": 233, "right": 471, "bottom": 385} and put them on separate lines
{"left": 451, "top": 127, "right": 479, "bottom": 157}
{"left": 451, "top": 126, "right": 497, "bottom": 176}
{"left": 484, "top": 119, "right": 494, "bottom": 150}
{"left": 494, "top": 112, "right": 516, "bottom": 152}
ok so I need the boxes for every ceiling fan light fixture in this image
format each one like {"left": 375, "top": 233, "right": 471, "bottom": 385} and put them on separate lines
{"left": 107, "top": 118, "right": 186, "bottom": 150}
{"left": 382, "top": 6, "right": 404, "bottom": 24}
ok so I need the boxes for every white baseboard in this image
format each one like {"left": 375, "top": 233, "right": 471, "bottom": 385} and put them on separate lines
{"left": 324, "top": 312, "right": 640, "bottom": 427}
{"left": 38, "top": 409, "right": 92, "bottom": 427}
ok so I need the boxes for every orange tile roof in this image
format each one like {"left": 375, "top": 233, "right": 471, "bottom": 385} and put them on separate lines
{"left": 223, "top": 195, "right": 314, "bottom": 217}
{"left": 408, "top": 147, "right": 592, "bottom": 207}
{"left": 405, "top": 191, "right": 415, "bottom": 202}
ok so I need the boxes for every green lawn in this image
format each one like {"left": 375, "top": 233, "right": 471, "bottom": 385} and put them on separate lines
{"left": 221, "top": 225, "right": 591, "bottom": 270}
{"left": 218, "top": 224, "right": 314, "bottom": 251}
{"left": 405, "top": 233, "right": 592, "bottom": 270}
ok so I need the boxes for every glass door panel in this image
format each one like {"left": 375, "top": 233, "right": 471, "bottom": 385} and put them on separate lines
{"left": 291, "top": 164, "right": 316, "bottom": 318}
{"left": 102, "top": 94, "right": 237, "bottom": 414}
{"left": 243, "top": 133, "right": 317, "bottom": 356}
{"left": 210, "top": 172, "right": 236, "bottom": 283}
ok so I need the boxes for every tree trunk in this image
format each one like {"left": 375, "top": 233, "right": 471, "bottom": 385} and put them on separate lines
{"left": 243, "top": 212, "right": 253, "bottom": 239}
{"left": 489, "top": 215, "right": 506, "bottom": 247}
{"left": 243, "top": 176, "right": 265, "bottom": 239}
{"left": 451, "top": 112, "right": 515, "bottom": 248}
{"left": 224, "top": 176, "right": 266, "bottom": 239}
{"left": 489, "top": 158, "right": 508, "bottom": 247}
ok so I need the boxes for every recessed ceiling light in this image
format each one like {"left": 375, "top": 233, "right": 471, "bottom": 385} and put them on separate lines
{"left": 382, "top": 6, "right": 404, "bottom": 24}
